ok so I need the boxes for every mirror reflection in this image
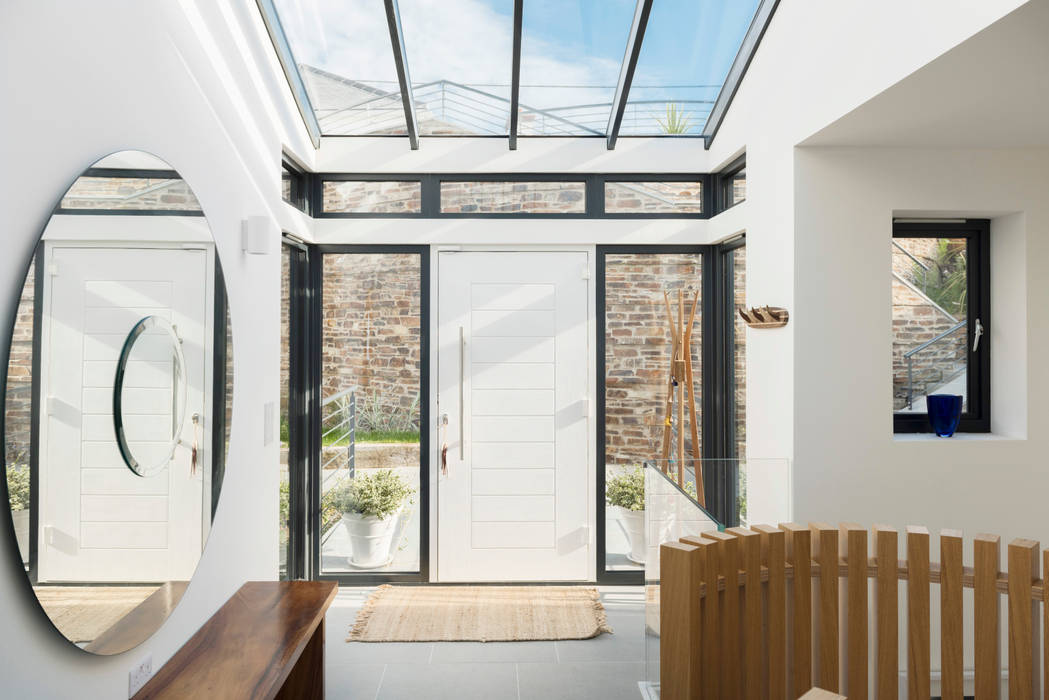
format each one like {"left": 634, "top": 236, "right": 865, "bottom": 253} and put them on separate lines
{"left": 3, "top": 151, "right": 233, "bottom": 654}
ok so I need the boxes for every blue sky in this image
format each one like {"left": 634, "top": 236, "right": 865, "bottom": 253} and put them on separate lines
{"left": 274, "top": 0, "right": 759, "bottom": 129}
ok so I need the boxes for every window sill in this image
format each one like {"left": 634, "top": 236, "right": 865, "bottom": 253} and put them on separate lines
{"left": 893, "top": 432, "right": 1024, "bottom": 443}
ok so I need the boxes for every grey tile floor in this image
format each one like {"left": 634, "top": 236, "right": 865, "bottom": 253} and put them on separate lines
{"left": 324, "top": 586, "right": 646, "bottom": 700}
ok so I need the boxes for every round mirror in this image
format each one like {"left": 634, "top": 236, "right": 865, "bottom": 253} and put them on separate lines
{"left": 115, "top": 315, "right": 189, "bottom": 477}
{"left": 2, "top": 151, "right": 233, "bottom": 654}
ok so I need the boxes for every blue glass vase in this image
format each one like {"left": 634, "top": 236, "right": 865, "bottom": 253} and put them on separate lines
{"left": 926, "top": 394, "right": 963, "bottom": 437}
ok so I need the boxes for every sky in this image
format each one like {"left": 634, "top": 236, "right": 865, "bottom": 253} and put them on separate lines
{"left": 272, "top": 0, "right": 760, "bottom": 132}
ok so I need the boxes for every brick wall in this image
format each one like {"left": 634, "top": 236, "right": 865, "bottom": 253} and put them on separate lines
{"left": 320, "top": 253, "right": 421, "bottom": 429}
{"left": 61, "top": 176, "right": 200, "bottom": 211}
{"left": 4, "top": 260, "right": 35, "bottom": 468}
{"left": 605, "top": 253, "right": 702, "bottom": 467}
{"left": 731, "top": 247, "right": 747, "bottom": 461}
{"left": 323, "top": 180, "right": 421, "bottom": 214}
{"left": 605, "top": 181, "right": 703, "bottom": 214}
{"left": 440, "top": 181, "right": 585, "bottom": 214}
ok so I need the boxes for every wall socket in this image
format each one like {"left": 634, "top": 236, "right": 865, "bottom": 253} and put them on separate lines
{"left": 128, "top": 653, "right": 153, "bottom": 697}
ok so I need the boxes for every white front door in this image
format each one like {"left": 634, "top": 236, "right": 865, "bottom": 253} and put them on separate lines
{"left": 38, "top": 245, "right": 212, "bottom": 582}
{"left": 437, "top": 251, "right": 590, "bottom": 582}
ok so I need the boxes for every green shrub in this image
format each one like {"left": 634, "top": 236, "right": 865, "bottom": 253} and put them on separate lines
{"left": 7, "top": 465, "right": 30, "bottom": 512}
{"left": 332, "top": 469, "right": 414, "bottom": 519}
{"left": 606, "top": 466, "right": 645, "bottom": 511}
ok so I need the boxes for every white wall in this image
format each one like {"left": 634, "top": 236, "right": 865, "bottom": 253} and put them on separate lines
{"left": 793, "top": 146, "right": 1049, "bottom": 542}
{"left": 0, "top": 1, "right": 307, "bottom": 696}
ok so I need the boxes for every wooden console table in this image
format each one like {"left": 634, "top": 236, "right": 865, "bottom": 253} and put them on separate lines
{"left": 133, "top": 581, "right": 338, "bottom": 700}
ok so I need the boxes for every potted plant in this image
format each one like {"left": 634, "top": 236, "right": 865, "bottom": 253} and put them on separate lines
{"left": 6, "top": 462, "right": 30, "bottom": 562}
{"left": 606, "top": 465, "right": 646, "bottom": 564}
{"left": 333, "top": 469, "right": 414, "bottom": 568}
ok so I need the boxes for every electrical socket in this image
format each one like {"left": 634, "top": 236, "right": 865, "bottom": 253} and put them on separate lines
{"left": 128, "top": 653, "right": 152, "bottom": 697}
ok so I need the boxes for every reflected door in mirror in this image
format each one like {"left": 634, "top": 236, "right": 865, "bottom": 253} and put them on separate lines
{"left": 39, "top": 246, "right": 211, "bottom": 583}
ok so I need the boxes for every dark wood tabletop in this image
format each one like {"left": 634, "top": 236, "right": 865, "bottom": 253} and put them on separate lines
{"left": 133, "top": 580, "right": 338, "bottom": 700}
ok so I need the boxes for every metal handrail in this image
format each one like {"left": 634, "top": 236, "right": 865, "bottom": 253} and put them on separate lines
{"left": 904, "top": 320, "right": 966, "bottom": 359}
{"left": 904, "top": 320, "right": 966, "bottom": 408}
{"left": 892, "top": 241, "right": 930, "bottom": 293}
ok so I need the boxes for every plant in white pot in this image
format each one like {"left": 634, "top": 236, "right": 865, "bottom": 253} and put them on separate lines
{"left": 333, "top": 469, "right": 414, "bottom": 569}
{"left": 606, "top": 465, "right": 646, "bottom": 564}
{"left": 6, "top": 461, "right": 30, "bottom": 563}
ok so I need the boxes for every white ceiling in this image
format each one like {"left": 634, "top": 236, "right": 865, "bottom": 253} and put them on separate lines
{"left": 802, "top": 0, "right": 1049, "bottom": 148}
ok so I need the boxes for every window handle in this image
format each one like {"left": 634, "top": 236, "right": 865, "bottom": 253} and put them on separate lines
{"left": 973, "top": 318, "right": 985, "bottom": 352}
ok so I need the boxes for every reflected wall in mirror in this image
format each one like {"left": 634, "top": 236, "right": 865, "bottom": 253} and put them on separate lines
{"left": 2, "top": 150, "right": 233, "bottom": 654}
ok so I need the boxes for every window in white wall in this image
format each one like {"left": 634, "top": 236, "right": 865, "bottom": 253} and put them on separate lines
{"left": 892, "top": 220, "right": 989, "bottom": 433}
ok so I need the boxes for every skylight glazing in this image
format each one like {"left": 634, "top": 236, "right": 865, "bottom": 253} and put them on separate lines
{"left": 263, "top": 0, "right": 770, "bottom": 144}
{"left": 622, "top": 0, "right": 760, "bottom": 136}
{"left": 518, "top": 0, "right": 634, "bottom": 136}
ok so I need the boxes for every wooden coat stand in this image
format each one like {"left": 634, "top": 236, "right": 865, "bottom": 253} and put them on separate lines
{"left": 659, "top": 288, "right": 705, "bottom": 507}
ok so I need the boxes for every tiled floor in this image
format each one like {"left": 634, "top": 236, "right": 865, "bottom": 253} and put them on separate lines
{"left": 324, "top": 586, "right": 646, "bottom": 700}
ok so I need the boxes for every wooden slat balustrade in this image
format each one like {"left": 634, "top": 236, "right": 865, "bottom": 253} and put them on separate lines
{"left": 659, "top": 523, "right": 1049, "bottom": 700}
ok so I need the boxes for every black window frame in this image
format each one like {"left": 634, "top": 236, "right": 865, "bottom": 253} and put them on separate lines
{"left": 596, "top": 241, "right": 746, "bottom": 584}
{"left": 892, "top": 219, "right": 990, "bottom": 434}
{"left": 713, "top": 155, "right": 746, "bottom": 214}
{"left": 309, "top": 244, "right": 431, "bottom": 585}
{"left": 313, "top": 173, "right": 713, "bottom": 219}
{"left": 281, "top": 157, "right": 310, "bottom": 213}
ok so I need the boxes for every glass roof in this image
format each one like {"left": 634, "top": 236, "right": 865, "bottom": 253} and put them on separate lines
{"left": 266, "top": 0, "right": 768, "bottom": 142}
{"left": 623, "top": 0, "right": 761, "bottom": 136}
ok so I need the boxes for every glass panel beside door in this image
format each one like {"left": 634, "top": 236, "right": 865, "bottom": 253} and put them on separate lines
{"left": 318, "top": 251, "right": 426, "bottom": 577}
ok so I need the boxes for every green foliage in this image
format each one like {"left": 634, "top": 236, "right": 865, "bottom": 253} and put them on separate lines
{"left": 280, "top": 478, "right": 340, "bottom": 537}
{"left": 657, "top": 103, "right": 693, "bottom": 135}
{"left": 7, "top": 464, "right": 30, "bottom": 512}
{"left": 917, "top": 239, "right": 968, "bottom": 317}
{"left": 356, "top": 430, "right": 418, "bottom": 444}
{"left": 279, "top": 414, "right": 289, "bottom": 445}
{"left": 332, "top": 469, "right": 414, "bottom": 519}
{"left": 355, "top": 392, "right": 419, "bottom": 435}
{"left": 606, "top": 466, "right": 645, "bottom": 511}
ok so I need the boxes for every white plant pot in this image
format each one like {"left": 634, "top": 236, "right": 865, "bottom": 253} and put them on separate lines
{"left": 615, "top": 506, "right": 646, "bottom": 564}
{"left": 12, "top": 509, "right": 29, "bottom": 564}
{"left": 342, "top": 509, "right": 401, "bottom": 569}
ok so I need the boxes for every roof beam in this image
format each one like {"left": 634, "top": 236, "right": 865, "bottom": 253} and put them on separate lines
{"left": 508, "top": 0, "right": 524, "bottom": 150}
{"left": 606, "top": 0, "right": 653, "bottom": 150}
{"left": 384, "top": 0, "right": 419, "bottom": 150}
{"left": 254, "top": 0, "right": 322, "bottom": 148}
{"left": 703, "top": 0, "right": 780, "bottom": 149}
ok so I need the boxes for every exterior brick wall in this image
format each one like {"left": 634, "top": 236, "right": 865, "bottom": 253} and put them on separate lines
{"left": 321, "top": 253, "right": 422, "bottom": 429}
{"left": 604, "top": 253, "right": 702, "bottom": 468}
{"left": 440, "top": 181, "right": 585, "bottom": 214}
{"left": 61, "top": 176, "right": 200, "bottom": 211}
{"left": 4, "top": 260, "right": 35, "bottom": 468}
{"left": 323, "top": 180, "right": 421, "bottom": 214}
{"left": 605, "top": 181, "right": 703, "bottom": 214}
{"left": 891, "top": 238, "right": 968, "bottom": 410}
{"left": 731, "top": 247, "right": 747, "bottom": 461}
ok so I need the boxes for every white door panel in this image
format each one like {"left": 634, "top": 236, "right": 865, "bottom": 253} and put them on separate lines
{"left": 38, "top": 245, "right": 211, "bottom": 583}
{"left": 438, "top": 251, "right": 590, "bottom": 582}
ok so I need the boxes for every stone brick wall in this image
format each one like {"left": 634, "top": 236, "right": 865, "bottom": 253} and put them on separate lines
{"left": 440, "top": 181, "right": 585, "bottom": 214}
{"left": 605, "top": 181, "right": 703, "bottom": 214}
{"left": 604, "top": 253, "right": 702, "bottom": 468}
{"left": 321, "top": 253, "right": 421, "bottom": 430}
{"left": 891, "top": 238, "right": 968, "bottom": 410}
{"left": 731, "top": 247, "right": 747, "bottom": 462}
{"left": 892, "top": 278, "right": 966, "bottom": 409}
{"left": 4, "top": 260, "right": 35, "bottom": 468}
{"left": 323, "top": 180, "right": 421, "bottom": 214}
{"left": 61, "top": 176, "right": 200, "bottom": 211}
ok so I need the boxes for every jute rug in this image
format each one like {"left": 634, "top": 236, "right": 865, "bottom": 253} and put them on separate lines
{"left": 348, "top": 585, "right": 613, "bottom": 642}
{"left": 34, "top": 586, "right": 159, "bottom": 644}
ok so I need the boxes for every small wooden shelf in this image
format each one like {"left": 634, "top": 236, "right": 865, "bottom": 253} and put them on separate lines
{"left": 738, "top": 306, "right": 789, "bottom": 329}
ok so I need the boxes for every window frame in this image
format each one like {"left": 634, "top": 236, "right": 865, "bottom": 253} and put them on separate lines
{"left": 314, "top": 173, "right": 713, "bottom": 219}
{"left": 713, "top": 155, "right": 746, "bottom": 214}
{"left": 892, "top": 219, "right": 990, "bottom": 434}
{"left": 281, "top": 157, "right": 310, "bottom": 213}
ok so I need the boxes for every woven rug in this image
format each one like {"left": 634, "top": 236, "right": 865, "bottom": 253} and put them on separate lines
{"left": 34, "top": 586, "right": 159, "bottom": 643}
{"left": 348, "top": 585, "right": 613, "bottom": 642}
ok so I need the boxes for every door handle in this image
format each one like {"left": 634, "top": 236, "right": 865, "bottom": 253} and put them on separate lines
{"left": 459, "top": 326, "right": 465, "bottom": 459}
